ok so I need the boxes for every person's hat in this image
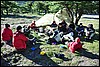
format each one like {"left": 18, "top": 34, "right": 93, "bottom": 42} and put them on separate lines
{"left": 75, "top": 37, "right": 80, "bottom": 43}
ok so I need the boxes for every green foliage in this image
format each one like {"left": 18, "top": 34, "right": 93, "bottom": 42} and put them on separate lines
{"left": 1, "top": 1, "right": 99, "bottom": 15}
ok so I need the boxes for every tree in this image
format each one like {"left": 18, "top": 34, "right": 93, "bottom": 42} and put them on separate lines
{"left": 1, "top": 1, "right": 19, "bottom": 15}
{"left": 54, "top": 1, "right": 99, "bottom": 25}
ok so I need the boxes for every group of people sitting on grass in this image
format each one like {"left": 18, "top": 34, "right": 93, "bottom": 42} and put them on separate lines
{"left": 1, "top": 20, "right": 95, "bottom": 53}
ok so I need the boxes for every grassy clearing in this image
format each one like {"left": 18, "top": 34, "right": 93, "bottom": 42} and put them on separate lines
{"left": 1, "top": 15, "right": 99, "bottom": 66}
{"left": 34, "top": 17, "right": 99, "bottom": 66}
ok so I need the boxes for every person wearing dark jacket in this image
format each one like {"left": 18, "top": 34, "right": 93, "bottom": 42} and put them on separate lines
{"left": 51, "top": 21, "right": 57, "bottom": 27}
{"left": 58, "top": 20, "right": 67, "bottom": 33}
{"left": 76, "top": 23, "right": 85, "bottom": 37}
{"left": 85, "top": 24, "right": 95, "bottom": 40}
{"left": 63, "top": 26, "right": 74, "bottom": 42}
{"left": 69, "top": 21, "right": 75, "bottom": 30}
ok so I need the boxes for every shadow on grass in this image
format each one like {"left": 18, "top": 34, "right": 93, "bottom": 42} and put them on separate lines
{"left": 77, "top": 33, "right": 99, "bottom": 43}
{"left": 78, "top": 48, "right": 99, "bottom": 59}
{"left": 21, "top": 42, "right": 59, "bottom": 66}
{"left": 95, "top": 29, "right": 99, "bottom": 33}
{"left": 4, "top": 40, "right": 59, "bottom": 66}
{"left": 1, "top": 57, "right": 11, "bottom": 66}
{"left": 93, "top": 33, "right": 99, "bottom": 41}
{"left": 82, "top": 17, "right": 99, "bottom": 19}
{"left": 1, "top": 14, "right": 41, "bottom": 19}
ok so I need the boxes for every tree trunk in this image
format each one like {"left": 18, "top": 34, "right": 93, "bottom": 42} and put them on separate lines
{"left": 65, "top": 4, "right": 74, "bottom": 23}
{"left": 75, "top": 8, "right": 83, "bottom": 25}
{"left": 1, "top": 10, "right": 4, "bottom": 15}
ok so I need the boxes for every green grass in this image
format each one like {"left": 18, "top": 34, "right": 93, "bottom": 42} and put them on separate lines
{"left": 1, "top": 16, "right": 99, "bottom": 66}
{"left": 36, "top": 18, "right": 99, "bottom": 66}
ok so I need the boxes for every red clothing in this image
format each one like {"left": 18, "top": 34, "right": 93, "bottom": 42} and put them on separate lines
{"left": 30, "top": 22, "right": 36, "bottom": 29}
{"left": 68, "top": 38, "right": 82, "bottom": 53}
{"left": 13, "top": 31, "right": 28, "bottom": 49}
{"left": 2, "top": 28, "right": 13, "bottom": 41}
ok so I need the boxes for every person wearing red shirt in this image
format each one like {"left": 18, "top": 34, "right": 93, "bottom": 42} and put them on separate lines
{"left": 13, "top": 26, "right": 37, "bottom": 50}
{"left": 13, "top": 26, "right": 28, "bottom": 50}
{"left": 68, "top": 37, "right": 82, "bottom": 53}
{"left": 30, "top": 21, "right": 36, "bottom": 29}
{"left": 2, "top": 24, "right": 13, "bottom": 46}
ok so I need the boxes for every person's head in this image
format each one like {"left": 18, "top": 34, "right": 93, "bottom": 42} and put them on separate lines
{"left": 87, "top": 24, "right": 92, "bottom": 28}
{"left": 5, "top": 24, "right": 10, "bottom": 28}
{"left": 32, "top": 20, "right": 36, "bottom": 24}
{"left": 17, "top": 26, "right": 22, "bottom": 31}
{"left": 75, "top": 37, "right": 80, "bottom": 43}
{"left": 58, "top": 23, "right": 62, "bottom": 27}
{"left": 90, "top": 24, "right": 93, "bottom": 28}
{"left": 62, "top": 20, "right": 65, "bottom": 23}
{"left": 79, "top": 23, "right": 83, "bottom": 27}
{"left": 53, "top": 21, "right": 56, "bottom": 24}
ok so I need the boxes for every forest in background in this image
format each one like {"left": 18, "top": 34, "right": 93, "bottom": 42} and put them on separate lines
{"left": 1, "top": 1, "right": 99, "bottom": 15}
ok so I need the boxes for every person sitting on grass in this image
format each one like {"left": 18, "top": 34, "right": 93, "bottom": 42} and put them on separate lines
{"left": 1, "top": 24, "right": 13, "bottom": 46}
{"left": 45, "top": 26, "right": 54, "bottom": 38}
{"left": 51, "top": 21, "right": 57, "bottom": 27}
{"left": 63, "top": 25, "right": 74, "bottom": 42}
{"left": 58, "top": 20, "right": 67, "bottom": 33}
{"left": 13, "top": 26, "right": 36, "bottom": 51}
{"left": 68, "top": 37, "right": 82, "bottom": 53}
{"left": 85, "top": 24, "right": 95, "bottom": 40}
{"left": 23, "top": 25, "right": 31, "bottom": 38}
{"left": 76, "top": 23, "right": 85, "bottom": 37}
{"left": 30, "top": 20, "right": 37, "bottom": 31}
{"left": 69, "top": 21, "right": 75, "bottom": 30}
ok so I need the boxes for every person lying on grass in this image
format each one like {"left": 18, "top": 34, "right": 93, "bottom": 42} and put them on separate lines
{"left": 1, "top": 24, "right": 13, "bottom": 46}
{"left": 13, "top": 26, "right": 37, "bottom": 51}
{"left": 68, "top": 37, "right": 82, "bottom": 53}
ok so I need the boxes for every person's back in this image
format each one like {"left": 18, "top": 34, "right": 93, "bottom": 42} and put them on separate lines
{"left": 13, "top": 26, "right": 28, "bottom": 50}
{"left": 68, "top": 37, "right": 82, "bottom": 53}
{"left": 2, "top": 28, "right": 13, "bottom": 41}
{"left": 2, "top": 24, "right": 13, "bottom": 45}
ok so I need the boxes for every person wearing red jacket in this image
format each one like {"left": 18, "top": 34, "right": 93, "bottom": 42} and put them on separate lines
{"left": 13, "top": 26, "right": 28, "bottom": 50}
{"left": 30, "top": 21, "right": 36, "bottom": 29}
{"left": 13, "top": 26, "right": 37, "bottom": 50}
{"left": 2, "top": 24, "right": 13, "bottom": 46}
{"left": 68, "top": 37, "right": 82, "bottom": 53}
